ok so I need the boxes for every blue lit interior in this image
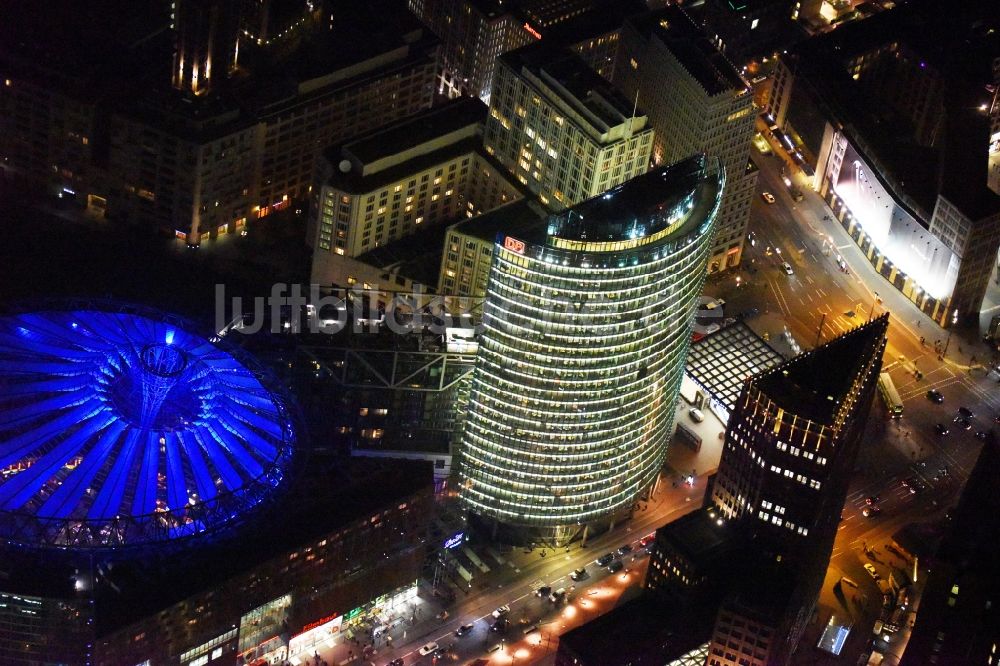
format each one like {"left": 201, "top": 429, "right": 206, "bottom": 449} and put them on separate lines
{"left": 0, "top": 308, "right": 296, "bottom": 548}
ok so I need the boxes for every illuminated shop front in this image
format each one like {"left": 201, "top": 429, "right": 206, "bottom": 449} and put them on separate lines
{"left": 234, "top": 582, "right": 421, "bottom": 664}
{"left": 822, "top": 131, "right": 957, "bottom": 324}
{"left": 460, "top": 156, "right": 724, "bottom": 543}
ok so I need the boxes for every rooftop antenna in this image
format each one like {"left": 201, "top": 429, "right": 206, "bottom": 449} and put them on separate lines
{"left": 628, "top": 88, "right": 640, "bottom": 136}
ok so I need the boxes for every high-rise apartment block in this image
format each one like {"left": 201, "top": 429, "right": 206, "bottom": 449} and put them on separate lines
{"left": 616, "top": 6, "right": 757, "bottom": 272}
{"left": 460, "top": 155, "right": 723, "bottom": 544}
{"left": 484, "top": 43, "right": 654, "bottom": 211}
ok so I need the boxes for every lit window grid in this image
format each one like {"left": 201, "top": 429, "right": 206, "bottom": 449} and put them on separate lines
{"left": 459, "top": 224, "right": 714, "bottom": 526}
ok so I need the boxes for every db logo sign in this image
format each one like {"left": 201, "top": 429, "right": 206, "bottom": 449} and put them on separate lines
{"left": 503, "top": 236, "right": 526, "bottom": 254}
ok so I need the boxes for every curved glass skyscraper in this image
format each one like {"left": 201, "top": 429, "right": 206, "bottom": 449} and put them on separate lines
{"left": 460, "top": 154, "right": 725, "bottom": 543}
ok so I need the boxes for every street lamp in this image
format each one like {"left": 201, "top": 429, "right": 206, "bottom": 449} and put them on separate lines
{"left": 868, "top": 292, "right": 881, "bottom": 321}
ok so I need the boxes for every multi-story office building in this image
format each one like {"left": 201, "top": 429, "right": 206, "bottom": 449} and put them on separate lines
{"left": 171, "top": 0, "right": 242, "bottom": 95}
{"left": 406, "top": 0, "right": 532, "bottom": 101}
{"left": 708, "top": 314, "right": 888, "bottom": 569}
{"left": 459, "top": 154, "right": 724, "bottom": 544}
{"left": 94, "top": 458, "right": 433, "bottom": 665}
{"left": 484, "top": 42, "right": 654, "bottom": 211}
{"left": 308, "top": 98, "right": 521, "bottom": 259}
{"left": 437, "top": 198, "right": 549, "bottom": 297}
{"left": 616, "top": 6, "right": 757, "bottom": 272}
{"left": 899, "top": 437, "right": 1000, "bottom": 665}
{"left": 765, "top": 0, "right": 1000, "bottom": 326}
{"left": 0, "top": 593, "right": 93, "bottom": 666}
{"left": 699, "top": 0, "right": 802, "bottom": 66}
{"left": 407, "top": 0, "right": 643, "bottom": 101}
{"left": 0, "top": 0, "right": 439, "bottom": 245}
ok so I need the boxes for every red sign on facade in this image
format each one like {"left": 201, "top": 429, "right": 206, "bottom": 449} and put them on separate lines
{"left": 523, "top": 23, "right": 542, "bottom": 40}
{"left": 503, "top": 236, "right": 526, "bottom": 254}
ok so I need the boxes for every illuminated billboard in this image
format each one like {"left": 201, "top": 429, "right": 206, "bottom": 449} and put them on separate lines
{"left": 830, "top": 134, "right": 958, "bottom": 299}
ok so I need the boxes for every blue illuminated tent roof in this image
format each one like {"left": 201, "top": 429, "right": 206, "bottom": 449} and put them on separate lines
{"left": 0, "top": 304, "right": 298, "bottom": 549}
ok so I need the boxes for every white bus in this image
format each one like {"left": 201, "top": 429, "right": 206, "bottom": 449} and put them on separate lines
{"left": 877, "top": 373, "right": 903, "bottom": 418}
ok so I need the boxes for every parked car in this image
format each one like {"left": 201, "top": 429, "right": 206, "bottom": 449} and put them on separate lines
{"left": 490, "top": 618, "right": 509, "bottom": 634}
{"left": 608, "top": 560, "right": 624, "bottom": 574}
{"left": 617, "top": 544, "right": 634, "bottom": 556}
{"left": 954, "top": 417, "right": 972, "bottom": 430}
{"left": 491, "top": 605, "right": 510, "bottom": 619}
{"left": 388, "top": 659, "right": 405, "bottom": 666}
{"left": 548, "top": 587, "right": 567, "bottom": 603}
{"left": 762, "top": 192, "right": 776, "bottom": 204}
{"left": 958, "top": 406, "right": 974, "bottom": 419}
{"left": 976, "top": 431, "right": 988, "bottom": 441}
{"left": 535, "top": 586, "right": 551, "bottom": 598}
{"left": 927, "top": 389, "right": 944, "bottom": 403}
{"left": 639, "top": 533, "right": 656, "bottom": 548}
{"left": 689, "top": 408, "right": 705, "bottom": 423}
{"left": 419, "top": 642, "right": 440, "bottom": 656}
{"left": 595, "top": 553, "right": 615, "bottom": 567}
{"left": 864, "top": 563, "right": 880, "bottom": 580}
{"left": 570, "top": 567, "right": 587, "bottom": 581}
{"left": 455, "top": 623, "right": 475, "bottom": 637}
{"left": 862, "top": 506, "right": 881, "bottom": 518}
{"left": 865, "top": 495, "right": 880, "bottom": 505}
{"left": 935, "top": 423, "right": 950, "bottom": 436}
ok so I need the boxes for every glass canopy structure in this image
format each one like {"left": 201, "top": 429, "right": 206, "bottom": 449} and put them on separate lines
{"left": 0, "top": 304, "right": 297, "bottom": 549}
{"left": 459, "top": 155, "right": 725, "bottom": 542}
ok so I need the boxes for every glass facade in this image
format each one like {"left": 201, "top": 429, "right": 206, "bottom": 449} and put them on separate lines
{"left": 460, "top": 156, "right": 724, "bottom": 531}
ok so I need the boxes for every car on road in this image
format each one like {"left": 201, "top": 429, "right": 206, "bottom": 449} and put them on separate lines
{"left": 535, "top": 586, "right": 551, "bottom": 598}
{"left": 388, "top": 659, "right": 405, "bottom": 666}
{"left": 548, "top": 587, "right": 566, "bottom": 603}
{"left": 958, "top": 406, "right": 974, "bottom": 419}
{"left": 935, "top": 423, "right": 950, "bottom": 436}
{"left": 689, "top": 408, "right": 705, "bottom": 423}
{"left": 595, "top": 553, "right": 615, "bottom": 567}
{"left": 455, "top": 623, "right": 475, "bottom": 637}
{"left": 491, "top": 605, "right": 510, "bottom": 619}
{"left": 762, "top": 192, "right": 776, "bottom": 204}
{"left": 927, "top": 389, "right": 944, "bottom": 404}
{"left": 419, "top": 642, "right": 440, "bottom": 656}
{"left": 865, "top": 495, "right": 880, "bottom": 505}
{"left": 954, "top": 417, "right": 972, "bottom": 430}
{"left": 608, "top": 560, "right": 624, "bottom": 574}
{"left": 639, "top": 533, "right": 656, "bottom": 548}
{"left": 864, "top": 563, "right": 880, "bottom": 580}
{"left": 781, "top": 261, "right": 794, "bottom": 275}
{"left": 862, "top": 506, "right": 881, "bottom": 518}
{"left": 976, "top": 431, "right": 989, "bottom": 441}
{"left": 617, "top": 544, "right": 634, "bottom": 556}
{"left": 570, "top": 567, "right": 587, "bottom": 581}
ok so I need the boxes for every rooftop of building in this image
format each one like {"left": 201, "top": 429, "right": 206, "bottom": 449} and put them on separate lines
{"left": 754, "top": 314, "right": 888, "bottom": 424}
{"left": 787, "top": 0, "right": 1000, "bottom": 220}
{"left": 557, "top": 593, "right": 714, "bottom": 664}
{"left": 446, "top": 199, "right": 551, "bottom": 244}
{"left": 319, "top": 101, "right": 489, "bottom": 193}
{"left": 346, "top": 98, "right": 487, "bottom": 166}
{"left": 536, "top": 0, "right": 647, "bottom": 44}
{"left": 536, "top": 153, "right": 723, "bottom": 248}
{"left": 500, "top": 42, "right": 645, "bottom": 132}
{"left": 355, "top": 223, "right": 454, "bottom": 289}
{"left": 627, "top": 6, "right": 751, "bottom": 97}
{"left": 655, "top": 507, "right": 737, "bottom": 565}
{"left": 686, "top": 321, "right": 785, "bottom": 413}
